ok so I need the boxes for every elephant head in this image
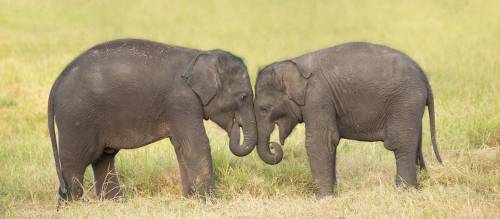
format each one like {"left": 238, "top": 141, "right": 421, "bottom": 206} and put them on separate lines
{"left": 254, "top": 60, "right": 311, "bottom": 164}
{"left": 183, "top": 50, "right": 256, "bottom": 156}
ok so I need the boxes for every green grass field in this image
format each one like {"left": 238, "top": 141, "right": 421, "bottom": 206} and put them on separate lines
{"left": 1, "top": 0, "right": 499, "bottom": 217}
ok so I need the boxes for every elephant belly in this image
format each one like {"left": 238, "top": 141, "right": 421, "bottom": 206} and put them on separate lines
{"left": 88, "top": 78, "right": 172, "bottom": 149}
{"left": 104, "top": 120, "right": 171, "bottom": 149}
{"left": 338, "top": 125, "right": 384, "bottom": 142}
{"left": 336, "top": 110, "right": 386, "bottom": 142}
{"left": 333, "top": 83, "right": 390, "bottom": 142}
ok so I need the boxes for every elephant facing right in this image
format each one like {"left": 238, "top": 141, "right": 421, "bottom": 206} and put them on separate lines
{"left": 253, "top": 42, "right": 443, "bottom": 198}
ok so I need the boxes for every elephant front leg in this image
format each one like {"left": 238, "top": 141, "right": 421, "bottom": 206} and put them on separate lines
{"left": 170, "top": 123, "right": 214, "bottom": 198}
{"left": 304, "top": 123, "right": 339, "bottom": 199}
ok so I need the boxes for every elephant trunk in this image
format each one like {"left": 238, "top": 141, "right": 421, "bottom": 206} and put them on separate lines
{"left": 256, "top": 122, "right": 283, "bottom": 165}
{"left": 229, "top": 106, "right": 257, "bottom": 157}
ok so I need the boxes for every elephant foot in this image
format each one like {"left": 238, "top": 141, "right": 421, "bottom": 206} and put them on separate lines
{"left": 98, "top": 189, "right": 124, "bottom": 201}
{"left": 315, "top": 189, "right": 335, "bottom": 200}
{"left": 182, "top": 181, "right": 214, "bottom": 200}
{"left": 395, "top": 175, "right": 418, "bottom": 189}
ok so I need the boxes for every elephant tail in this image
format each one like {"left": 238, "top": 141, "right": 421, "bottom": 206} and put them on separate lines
{"left": 426, "top": 80, "right": 443, "bottom": 164}
{"left": 48, "top": 85, "right": 68, "bottom": 198}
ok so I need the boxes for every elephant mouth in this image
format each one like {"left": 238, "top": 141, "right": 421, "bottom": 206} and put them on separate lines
{"left": 216, "top": 112, "right": 237, "bottom": 135}
{"left": 275, "top": 122, "right": 284, "bottom": 144}
{"left": 227, "top": 114, "right": 241, "bottom": 135}
{"left": 275, "top": 119, "right": 296, "bottom": 145}
{"left": 230, "top": 120, "right": 240, "bottom": 137}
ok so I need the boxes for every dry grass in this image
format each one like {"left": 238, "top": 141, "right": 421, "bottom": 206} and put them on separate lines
{"left": 1, "top": 0, "right": 499, "bottom": 218}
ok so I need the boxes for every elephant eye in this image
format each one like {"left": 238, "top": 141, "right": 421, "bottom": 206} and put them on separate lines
{"left": 260, "top": 106, "right": 270, "bottom": 113}
{"left": 239, "top": 93, "right": 248, "bottom": 102}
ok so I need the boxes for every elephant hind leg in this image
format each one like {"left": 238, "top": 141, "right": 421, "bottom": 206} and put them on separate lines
{"left": 92, "top": 150, "right": 123, "bottom": 200}
{"left": 416, "top": 124, "right": 426, "bottom": 170}
{"left": 393, "top": 146, "right": 418, "bottom": 187}
{"left": 57, "top": 128, "right": 101, "bottom": 201}
{"left": 60, "top": 160, "right": 87, "bottom": 201}
{"left": 384, "top": 119, "right": 420, "bottom": 187}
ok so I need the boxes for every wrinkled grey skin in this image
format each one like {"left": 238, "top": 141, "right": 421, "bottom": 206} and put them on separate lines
{"left": 254, "top": 42, "right": 442, "bottom": 198}
{"left": 48, "top": 39, "right": 256, "bottom": 201}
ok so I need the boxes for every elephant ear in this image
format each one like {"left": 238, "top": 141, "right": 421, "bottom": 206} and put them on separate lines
{"left": 274, "top": 60, "right": 312, "bottom": 105}
{"left": 182, "top": 53, "right": 220, "bottom": 105}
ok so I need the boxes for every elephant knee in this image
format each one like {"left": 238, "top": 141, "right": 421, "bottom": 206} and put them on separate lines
{"left": 383, "top": 138, "right": 398, "bottom": 151}
{"left": 331, "top": 132, "right": 340, "bottom": 147}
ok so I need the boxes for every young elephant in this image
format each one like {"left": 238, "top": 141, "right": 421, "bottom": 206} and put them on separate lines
{"left": 254, "top": 42, "right": 442, "bottom": 198}
{"left": 49, "top": 39, "right": 256, "bottom": 201}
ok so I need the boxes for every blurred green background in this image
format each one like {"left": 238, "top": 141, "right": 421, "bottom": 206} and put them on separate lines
{"left": 0, "top": 0, "right": 498, "bottom": 217}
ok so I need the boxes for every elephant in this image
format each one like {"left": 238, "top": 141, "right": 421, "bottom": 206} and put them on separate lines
{"left": 254, "top": 42, "right": 442, "bottom": 198}
{"left": 48, "top": 39, "right": 256, "bottom": 201}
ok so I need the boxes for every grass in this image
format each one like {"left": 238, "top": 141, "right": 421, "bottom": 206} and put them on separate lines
{"left": 0, "top": 0, "right": 499, "bottom": 217}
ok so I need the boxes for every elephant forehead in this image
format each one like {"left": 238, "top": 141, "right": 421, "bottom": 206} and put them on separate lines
{"left": 225, "top": 69, "right": 248, "bottom": 82}
{"left": 256, "top": 72, "right": 276, "bottom": 88}
{"left": 224, "top": 74, "right": 252, "bottom": 92}
{"left": 255, "top": 83, "right": 271, "bottom": 94}
{"left": 220, "top": 55, "right": 247, "bottom": 72}
{"left": 255, "top": 90, "right": 279, "bottom": 103}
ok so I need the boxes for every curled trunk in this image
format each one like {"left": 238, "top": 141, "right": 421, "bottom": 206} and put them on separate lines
{"left": 229, "top": 107, "right": 257, "bottom": 157}
{"left": 256, "top": 122, "right": 283, "bottom": 165}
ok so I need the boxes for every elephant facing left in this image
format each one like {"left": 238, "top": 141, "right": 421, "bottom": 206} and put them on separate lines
{"left": 48, "top": 39, "right": 256, "bottom": 201}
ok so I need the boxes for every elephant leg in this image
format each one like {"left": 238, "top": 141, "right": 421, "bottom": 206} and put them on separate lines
{"left": 170, "top": 120, "right": 214, "bottom": 198}
{"left": 384, "top": 118, "right": 420, "bottom": 187}
{"left": 304, "top": 117, "right": 339, "bottom": 198}
{"left": 416, "top": 123, "right": 426, "bottom": 170}
{"left": 58, "top": 130, "right": 101, "bottom": 201}
{"left": 394, "top": 147, "right": 417, "bottom": 187}
{"left": 305, "top": 127, "right": 338, "bottom": 198}
{"left": 330, "top": 131, "right": 340, "bottom": 192}
{"left": 60, "top": 159, "right": 87, "bottom": 200}
{"left": 92, "top": 150, "right": 122, "bottom": 200}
